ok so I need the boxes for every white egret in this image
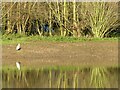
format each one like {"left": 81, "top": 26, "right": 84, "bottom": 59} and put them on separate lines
{"left": 16, "top": 62, "right": 21, "bottom": 70}
{"left": 16, "top": 43, "right": 21, "bottom": 50}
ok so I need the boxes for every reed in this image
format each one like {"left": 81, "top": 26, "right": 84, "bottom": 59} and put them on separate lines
{"left": 57, "top": 70, "right": 62, "bottom": 88}
{"left": 63, "top": 71, "right": 67, "bottom": 88}
{"left": 49, "top": 70, "right": 52, "bottom": 88}
{"left": 73, "top": 72, "right": 77, "bottom": 88}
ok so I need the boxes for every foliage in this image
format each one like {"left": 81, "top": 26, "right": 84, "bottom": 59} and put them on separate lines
{"left": 82, "top": 2, "right": 119, "bottom": 38}
{"left": 2, "top": 2, "right": 120, "bottom": 38}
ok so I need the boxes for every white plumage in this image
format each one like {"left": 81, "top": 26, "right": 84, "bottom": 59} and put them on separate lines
{"left": 16, "top": 62, "right": 21, "bottom": 70}
{"left": 16, "top": 43, "right": 21, "bottom": 50}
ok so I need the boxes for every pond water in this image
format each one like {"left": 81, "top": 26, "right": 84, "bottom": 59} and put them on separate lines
{"left": 2, "top": 67, "right": 119, "bottom": 88}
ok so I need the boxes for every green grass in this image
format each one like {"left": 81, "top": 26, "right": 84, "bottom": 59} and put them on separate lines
{"left": 1, "top": 34, "right": 119, "bottom": 45}
{"left": 2, "top": 65, "right": 86, "bottom": 72}
{"left": 2, "top": 65, "right": 119, "bottom": 72}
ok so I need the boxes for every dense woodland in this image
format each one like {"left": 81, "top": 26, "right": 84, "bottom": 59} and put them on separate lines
{"left": 2, "top": 2, "right": 120, "bottom": 38}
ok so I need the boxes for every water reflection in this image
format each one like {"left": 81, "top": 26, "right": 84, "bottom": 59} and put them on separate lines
{"left": 2, "top": 67, "right": 118, "bottom": 88}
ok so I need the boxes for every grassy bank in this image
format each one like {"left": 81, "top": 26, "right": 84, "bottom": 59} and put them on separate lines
{"left": 1, "top": 34, "right": 119, "bottom": 45}
{"left": 2, "top": 65, "right": 119, "bottom": 72}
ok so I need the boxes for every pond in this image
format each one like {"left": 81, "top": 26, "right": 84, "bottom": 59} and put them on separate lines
{"left": 2, "top": 67, "right": 119, "bottom": 88}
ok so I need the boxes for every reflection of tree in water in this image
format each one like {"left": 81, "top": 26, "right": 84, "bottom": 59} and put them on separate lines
{"left": 2, "top": 67, "right": 118, "bottom": 88}
{"left": 90, "top": 67, "right": 110, "bottom": 88}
